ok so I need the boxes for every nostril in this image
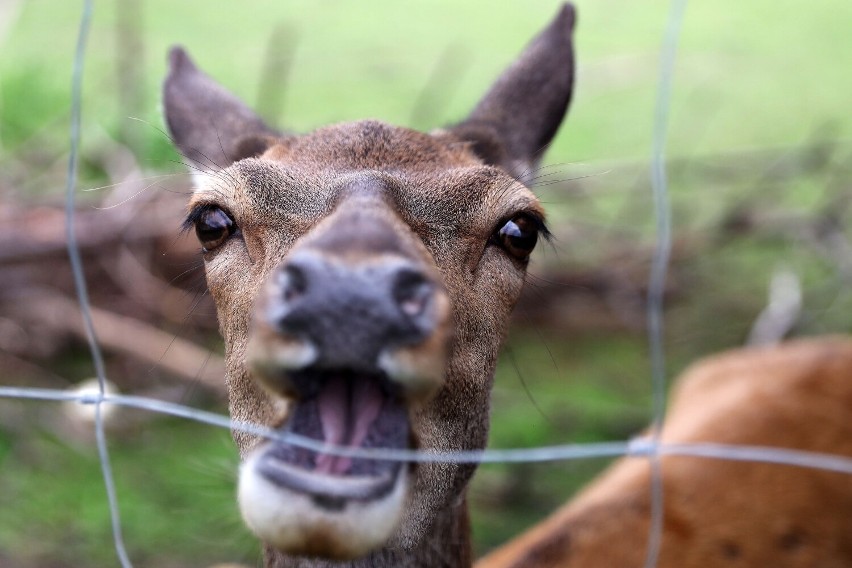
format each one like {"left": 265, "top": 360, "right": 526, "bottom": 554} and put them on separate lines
{"left": 393, "top": 269, "right": 434, "bottom": 319}
{"left": 279, "top": 263, "right": 308, "bottom": 304}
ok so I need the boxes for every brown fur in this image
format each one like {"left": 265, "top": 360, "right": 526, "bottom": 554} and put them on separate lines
{"left": 165, "top": 5, "right": 576, "bottom": 567}
{"left": 477, "top": 336, "right": 852, "bottom": 568}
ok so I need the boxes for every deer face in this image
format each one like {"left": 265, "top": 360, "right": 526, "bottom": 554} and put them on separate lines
{"left": 165, "top": 5, "right": 574, "bottom": 562}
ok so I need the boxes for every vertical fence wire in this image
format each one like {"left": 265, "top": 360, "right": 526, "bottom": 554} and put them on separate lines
{"left": 64, "top": 0, "right": 133, "bottom": 565}
{"left": 643, "top": 0, "right": 690, "bottom": 566}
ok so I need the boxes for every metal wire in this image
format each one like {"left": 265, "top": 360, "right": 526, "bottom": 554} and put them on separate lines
{"left": 4, "top": 386, "right": 852, "bottom": 475}
{"left": 644, "top": 0, "right": 690, "bottom": 566}
{"left": 64, "top": 0, "right": 132, "bottom": 564}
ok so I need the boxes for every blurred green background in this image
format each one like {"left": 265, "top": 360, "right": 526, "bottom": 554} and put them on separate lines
{"left": 1, "top": 0, "right": 851, "bottom": 566}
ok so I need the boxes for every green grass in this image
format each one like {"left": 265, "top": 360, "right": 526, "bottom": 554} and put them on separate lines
{"left": 2, "top": 0, "right": 852, "bottom": 565}
{"left": 3, "top": 0, "right": 851, "bottom": 178}
{"left": 471, "top": 332, "right": 656, "bottom": 552}
{"left": 0, "top": 415, "right": 258, "bottom": 567}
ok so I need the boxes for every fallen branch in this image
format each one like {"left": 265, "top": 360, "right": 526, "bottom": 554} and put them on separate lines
{"left": 14, "top": 292, "right": 226, "bottom": 396}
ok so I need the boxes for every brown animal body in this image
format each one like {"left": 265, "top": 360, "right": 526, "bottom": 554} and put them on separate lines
{"left": 477, "top": 336, "right": 852, "bottom": 568}
{"left": 165, "top": 5, "right": 575, "bottom": 567}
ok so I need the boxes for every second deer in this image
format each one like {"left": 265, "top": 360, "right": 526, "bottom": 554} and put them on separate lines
{"left": 478, "top": 336, "right": 852, "bottom": 568}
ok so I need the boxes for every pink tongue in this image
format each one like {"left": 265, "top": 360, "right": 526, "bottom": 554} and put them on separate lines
{"left": 315, "top": 376, "right": 384, "bottom": 475}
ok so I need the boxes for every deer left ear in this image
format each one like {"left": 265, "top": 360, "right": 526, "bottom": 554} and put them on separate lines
{"left": 163, "top": 46, "right": 283, "bottom": 171}
{"left": 450, "top": 3, "right": 576, "bottom": 183}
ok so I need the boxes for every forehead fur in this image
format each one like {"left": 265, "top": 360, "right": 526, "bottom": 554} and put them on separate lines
{"left": 189, "top": 119, "right": 543, "bottom": 231}
{"left": 263, "top": 120, "right": 482, "bottom": 172}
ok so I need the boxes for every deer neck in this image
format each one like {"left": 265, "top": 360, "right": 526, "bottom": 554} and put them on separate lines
{"left": 264, "top": 497, "right": 472, "bottom": 567}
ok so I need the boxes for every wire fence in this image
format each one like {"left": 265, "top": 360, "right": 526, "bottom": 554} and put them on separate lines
{"left": 3, "top": 0, "right": 852, "bottom": 566}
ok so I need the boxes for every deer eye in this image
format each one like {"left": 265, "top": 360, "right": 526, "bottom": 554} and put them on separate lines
{"left": 187, "top": 206, "right": 236, "bottom": 252}
{"left": 493, "top": 214, "right": 543, "bottom": 261}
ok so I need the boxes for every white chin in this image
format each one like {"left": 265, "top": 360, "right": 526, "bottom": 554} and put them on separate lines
{"left": 238, "top": 448, "right": 409, "bottom": 560}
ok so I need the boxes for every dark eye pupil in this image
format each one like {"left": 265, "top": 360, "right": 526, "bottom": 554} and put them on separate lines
{"left": 195, "top": 208, "right": 235, "bottom": 251}
{"left": 497, "top": 216, "right": 538, "bottom": 260}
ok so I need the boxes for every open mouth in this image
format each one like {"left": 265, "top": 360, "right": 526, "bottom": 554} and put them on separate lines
{"left": 255, "top": 368, "right": 411, "bottom": 510}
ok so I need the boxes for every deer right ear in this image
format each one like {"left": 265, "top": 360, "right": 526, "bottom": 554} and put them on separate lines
{"left": 449, "top": 3, "right": 576, "bottom": 183}
{"left": 163, "top": 46, "right": 282, "bottom": 170}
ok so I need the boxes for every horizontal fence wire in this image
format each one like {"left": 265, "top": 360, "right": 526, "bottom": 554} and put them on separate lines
{"left": 1, "top": 0, "right": 848, "bottom": 566}
{"left": 3, "top": 386, "right": 852, "bottom": 473}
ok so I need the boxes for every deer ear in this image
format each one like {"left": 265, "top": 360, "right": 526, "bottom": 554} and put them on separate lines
{"left": 163, "top": 46, "right": 282, "bottom": 170}
{"left": 450, "top": 3, "right": 576, "bottom": 182}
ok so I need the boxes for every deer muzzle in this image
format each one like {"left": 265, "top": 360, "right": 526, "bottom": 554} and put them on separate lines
{"left": 249, "top": 247, "right": 450, "bottom": 399}
{"left": 240, "top": 206, "right": 451, "bottom": 558}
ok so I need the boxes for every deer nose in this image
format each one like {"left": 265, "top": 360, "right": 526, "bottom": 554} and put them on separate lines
{"left": 270, "top": 250, "right": 440, "bottom": 371}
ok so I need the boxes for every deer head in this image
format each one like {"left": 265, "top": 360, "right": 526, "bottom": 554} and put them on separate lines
{"left": 164, "top": 5, "right": 575, "bottom": 565}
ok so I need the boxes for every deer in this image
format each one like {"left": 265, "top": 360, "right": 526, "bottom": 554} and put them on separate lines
{"left": 476, "top": 335, "right": 852, "bottom": 568}
{"left": 164, "top": 4, "right": 576, "bottom": 567}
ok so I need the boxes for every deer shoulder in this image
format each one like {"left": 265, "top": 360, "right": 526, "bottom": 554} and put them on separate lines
{"left": 476, "top": 336, "right": 852, "bottom": 568}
